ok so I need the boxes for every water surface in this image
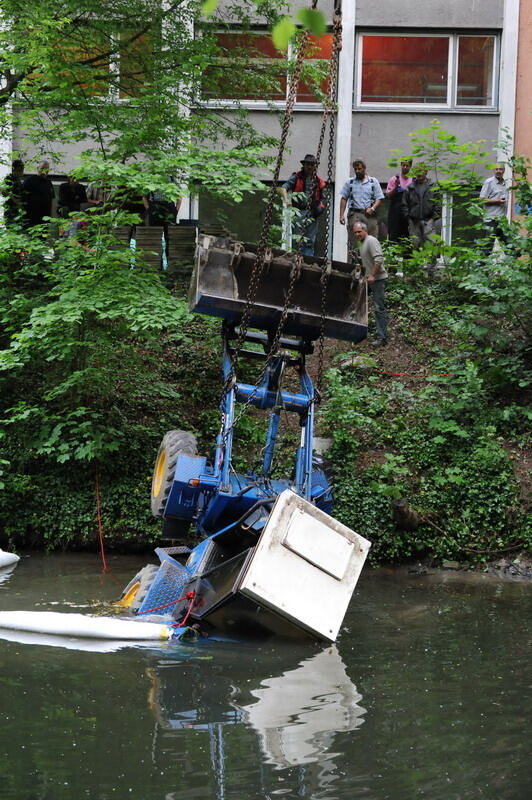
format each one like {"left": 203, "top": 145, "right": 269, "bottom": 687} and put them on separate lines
{"left": 0, "top": 553, "right": 530, "bottom": 799}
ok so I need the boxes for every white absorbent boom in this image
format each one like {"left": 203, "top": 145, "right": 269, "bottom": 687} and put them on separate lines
{"left": 0, "top": 611, "right": 172, "bottom": 640}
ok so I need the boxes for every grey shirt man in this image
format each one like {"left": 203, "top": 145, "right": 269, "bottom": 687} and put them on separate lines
{"left": 359, "top": 234, "right": 387, "bottom": 280}
{"left": 479, "top": 175, "right": 508, "bottom": 220}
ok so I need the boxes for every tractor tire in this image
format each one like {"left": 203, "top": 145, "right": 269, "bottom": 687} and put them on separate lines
{"left": 116, "top": 564, "right": 159, "bottom": 613}
{"left": 151, "top": 429, "right": 198, "bottom": 518}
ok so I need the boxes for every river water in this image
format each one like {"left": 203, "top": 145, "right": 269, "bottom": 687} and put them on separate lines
{"left": 0, "top": 553, "right": 530, "bottom": 800}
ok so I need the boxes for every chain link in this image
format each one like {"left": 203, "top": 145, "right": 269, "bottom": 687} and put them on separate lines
{"left": 315, "top": 10, "right": 342, "bottom": 397}
{"left": 219, "top": 25, "right": 313, "bottom": 411}
{"left": 219, "top": 1, "right": 343, "bottom": 437}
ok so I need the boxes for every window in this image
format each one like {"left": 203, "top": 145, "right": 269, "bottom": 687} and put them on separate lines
{"left": 61, "top": 27, "right": 151, "bottom": 100}
{"left": 296, "top": 34, "right": 333, "bottom": 103}
{"left": 202, "top": 30, "right": 333, "bottom": 105}
{"left": 62, "top": 32, "right": 112, "bottom": 97}
{"left": 357, "top": 33, "right": 498, "bottom": 109}
{"left": 203, "top": 32, "right": 286, "bottom": 101}
{"left": 118, "top": 32, "right": 152, "bottom": 98}
{"left": 456, "top": 36, "right": 495, "bottom": 106}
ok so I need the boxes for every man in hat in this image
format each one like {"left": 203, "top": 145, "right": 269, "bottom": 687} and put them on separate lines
{"left": 280, "top": 154, "right": 326, "bottom": 256}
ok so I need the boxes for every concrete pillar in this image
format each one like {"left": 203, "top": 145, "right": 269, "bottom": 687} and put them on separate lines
{"left": 332, "top": 3, "right": 356, "bottom": 261}
{"left": 498, "top": 0, "right": 520, "bottom": 218}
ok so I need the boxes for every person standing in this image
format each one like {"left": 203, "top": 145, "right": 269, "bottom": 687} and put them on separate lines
{"left": 385, "top": 160, "right": 412, "bottom": 243}
{"left": 23, "top": 160, "right": 55, "bottom": 227}
{"left": 353, "top": 221, "right": 388, "bottom": 346}
{"left": 280, "top": 154, "right": 326, "bottom": 257}
{"left": 2, "top": 159, "right": 25, "bottom": 226}
{"left": 402, "top": 165, "right": 440, "bottom": 269}
{"left": 142, "top": 184, "right": 181, "bottom": 227}
{"left": 85, "top": 183, "right": 113, "bottom": 210}
{"left": 478, "top": 164, "right": 509, "bottom": 255}
{"left": 58, "top": 175, "right": 88, "bottom": 217}
{"left": 339, "top": 159, "right": 384, "bottom": 257}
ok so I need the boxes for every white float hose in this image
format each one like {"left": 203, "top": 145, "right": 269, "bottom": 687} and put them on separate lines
{"left": 0, "top": 550, "right": 20, "bottom": 569}
{"left": 0, "top": 611, "right": 172, "bottom": 640}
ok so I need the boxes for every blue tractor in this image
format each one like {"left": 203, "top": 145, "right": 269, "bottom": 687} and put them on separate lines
{"left": 118, "top": 237, "right": 370, "bottom": 641}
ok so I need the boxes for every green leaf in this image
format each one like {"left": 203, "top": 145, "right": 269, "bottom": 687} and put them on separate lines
{"left": 296, "top": 9, "right": 327, "bottom": 35}
{"left": 272, "top": 17, "right": 297, "bottom": 51}
{"left": 201, "top": 0, "right": 219, "bottom": 16}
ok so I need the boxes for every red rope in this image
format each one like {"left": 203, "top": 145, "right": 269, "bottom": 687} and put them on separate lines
{"left": 180, "top": 592, "right": 197, "bottom": 627}
{"left": 311, "top": 366, "right": 454, "bottom": 380}
{"left": 135, "top": 591, "right": 196, "bottom": 617}
{"left": 95, "top": 466, "right": 108, "bottom": 573}
{"left": 370, "top": 369, "right": 454, "bottom": 378}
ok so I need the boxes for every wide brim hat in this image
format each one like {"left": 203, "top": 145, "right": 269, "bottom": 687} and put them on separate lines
{"left": 300, "top": 154, "right": 317, "bottom": 164}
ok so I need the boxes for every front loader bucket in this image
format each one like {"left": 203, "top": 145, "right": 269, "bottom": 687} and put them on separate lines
{"left": 189, "top": 235, "right": 367, "bottom": 343}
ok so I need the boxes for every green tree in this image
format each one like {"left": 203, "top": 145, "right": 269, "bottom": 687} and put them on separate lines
{"left": 0, "top": 0, "right": 297, "bottom": 548}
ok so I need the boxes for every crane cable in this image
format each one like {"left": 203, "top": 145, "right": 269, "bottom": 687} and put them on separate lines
{"left": 221, "top": 2, "right": 343, "bottom": 439}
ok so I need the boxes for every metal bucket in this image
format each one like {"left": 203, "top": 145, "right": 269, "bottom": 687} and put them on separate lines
{"left": 189, "top": 235, "right": 367, "bottom": 343}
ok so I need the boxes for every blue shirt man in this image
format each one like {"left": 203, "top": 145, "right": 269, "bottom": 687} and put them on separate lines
{"left": 339, "top": 159, "right": 384, "bottom": 257}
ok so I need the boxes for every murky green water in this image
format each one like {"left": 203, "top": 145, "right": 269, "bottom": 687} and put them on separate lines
{"left": 0, "top": 553, "right": 530, "bottom": 800}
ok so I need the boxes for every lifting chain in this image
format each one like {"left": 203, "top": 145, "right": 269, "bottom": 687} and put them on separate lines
{"left": 220, "top": 1, "right": 343, "bottom": 439}
{"left": 223, "top": 3, "right": 319, "bottom": 392}
{"left": 315, "top": 8, "right": 342, "bottom": 398}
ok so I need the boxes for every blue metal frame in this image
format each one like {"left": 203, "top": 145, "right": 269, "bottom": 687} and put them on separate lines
{"left": 163, "top": 325, "right": 332, "bottom": 540}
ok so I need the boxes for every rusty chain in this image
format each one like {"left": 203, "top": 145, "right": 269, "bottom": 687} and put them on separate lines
{"left": 220, "top": 1, "right": 343, "bottom": 438}
{"left": 218, "top": 20, "right": 315, "bottom": 434}
{"left": 315, "top": 9, "right": 342, "bottom": 398}
{"left": 219, "top": 23, "right": 314, "bottom": 411}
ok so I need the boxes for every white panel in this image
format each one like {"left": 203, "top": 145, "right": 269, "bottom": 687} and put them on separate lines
{"left": 239, "top": 490, "right": 371, "bottom": 642}
{"left": 282, "top": 508, "right": 354, "bottom": 580}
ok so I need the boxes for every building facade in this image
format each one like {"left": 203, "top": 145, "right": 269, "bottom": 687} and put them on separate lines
{"left": 515, "top": 0, "right": 532, "bottom": 179}
{"left": 1, "top": 0, "right": 523, "bottom": 257}
{"left": 200, "top": 0, "right": 520, "bottom": 258}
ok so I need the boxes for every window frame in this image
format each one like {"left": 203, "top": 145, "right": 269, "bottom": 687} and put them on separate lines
{"left": 199, "top": 27, "right": 333, "bottom": 110}
{"left": 355, "top": 31, "right": 499, "bottom": 112}
{"left": 58, "top": 28, "right": 152, "bottom": 103}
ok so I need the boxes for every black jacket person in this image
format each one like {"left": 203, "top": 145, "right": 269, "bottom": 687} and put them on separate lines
{"left": 23, "top": 160, "right": 55, "bottom": 227}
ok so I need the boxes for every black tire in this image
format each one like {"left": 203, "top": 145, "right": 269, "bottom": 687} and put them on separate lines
{"left": 151, "top": 429, "right": 198, "bottom": 518}
{"left": 116, "top": 564, "right": 159, "bottom": 612}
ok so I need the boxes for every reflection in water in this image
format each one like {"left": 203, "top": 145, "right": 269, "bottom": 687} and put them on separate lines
{"left": 241, "top": 646, "right": 366, "bottom": 768}
{"left": 0, "top": 565, "right": 17, "bottom": 585}
{"left": 148, "top": 644, "right": 366, "bottom": 798}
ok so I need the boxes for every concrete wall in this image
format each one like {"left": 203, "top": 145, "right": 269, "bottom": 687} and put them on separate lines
{"left": 356, "top": 0, "right": 504, "bottom": 29}
{"left": 216, "top": 0, "right": 505, "bottom": 29}
{"left": 348, "top": 112, "right": 501, "bottom": 180}
{"left": 12, "top": 126, "right": 97, "bottom": 175}
{"left": 241, "top": 109, "right": 501, "bottom": 184}
{"left": 215, "top": 0, "right": 336, "bottom": 24}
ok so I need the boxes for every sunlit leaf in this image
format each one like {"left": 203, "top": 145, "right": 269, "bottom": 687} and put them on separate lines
{"left": 272, "top": 16, "right": 296, "bottom": 51}
{"left": 296, "top": 8, "right": 326, "bottom": 35}
{"left": 201, "top": 0, "right": 219, "bottom": 17}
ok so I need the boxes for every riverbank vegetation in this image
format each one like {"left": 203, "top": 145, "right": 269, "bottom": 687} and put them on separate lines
{"left": 0, "top": 3, "right": 530, "bottom": 564}
{"left": 1, "top": 195, "right": 530, "bottom": 563}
